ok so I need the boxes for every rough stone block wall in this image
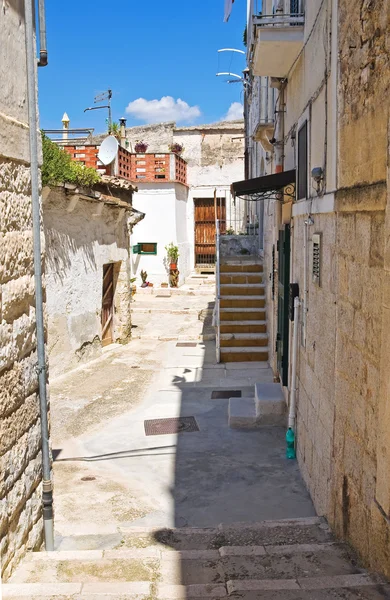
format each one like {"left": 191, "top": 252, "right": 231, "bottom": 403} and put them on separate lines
{"left": 331, "top": 0, "right": 390, "bottom": 577}
{"left": 293, "top": 213, "right": 337, "bottom": 518}
{"left": 331, "top": 191, "right": 388, "bottom": 577}
{"left": 0, "top": 0, "right": 45, "bottom": 579}
{"left": 0, "top": 160, "right": 44, "bottom": 580}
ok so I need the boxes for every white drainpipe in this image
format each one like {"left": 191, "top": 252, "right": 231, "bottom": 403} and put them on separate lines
{"left": 288, "top": 296, "right": 301, "bottom": 429}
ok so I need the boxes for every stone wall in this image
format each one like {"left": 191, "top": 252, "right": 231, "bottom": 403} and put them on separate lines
{"left": 329, "top": 0, "right": 390, "bottom": 577}
{"left": 43, "top": 189, "right": 132, "bottom": 378}
{"left": 220, "top": 234, "right": 260, "bottom": 259}
{"left": 0, "top": 0, "right": 44, "bottom": 578}
{"left": 294, "top": 213, "right": 337, "bottom": 518}
{"left": 295, "top": 0, "right": 390, "bottom": 579}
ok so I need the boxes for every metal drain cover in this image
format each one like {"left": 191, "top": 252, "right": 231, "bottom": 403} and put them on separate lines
{"left": 176, "top": 342, "right": 197, "bottom": 347}
{"left": 144, "top": 417, "right": 199, "bottom": 436}
{"left": 211, "top": 390, "right": 242, "bottom": 399}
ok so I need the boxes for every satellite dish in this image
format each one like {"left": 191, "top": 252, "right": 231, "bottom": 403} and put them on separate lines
{"left": 98, "top": 135, "right": 118, "bottom": 165}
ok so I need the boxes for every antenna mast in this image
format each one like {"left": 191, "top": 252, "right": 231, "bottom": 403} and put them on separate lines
{"left": 84, "top": 89, "right": 113, "bottom": 132}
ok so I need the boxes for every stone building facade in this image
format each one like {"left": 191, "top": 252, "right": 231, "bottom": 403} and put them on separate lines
{"left": 233, "top": 0, "right": 390, "bottom": 578}
{"left": 0, "top": 0, "right": 45, "bottom": 579}
{"left": 126, "top": 121, "right": 245, "bottom": 284}
{"left": 43, "top": 181, "right": 143, "bottom": 377}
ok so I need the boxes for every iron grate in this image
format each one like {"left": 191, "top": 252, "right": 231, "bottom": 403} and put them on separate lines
{"left": 144, "top": 417, "right": 199, "bottom": 436}
{"left": 176, "top": 342, "right": 197, "bottom": 347}
{"left": 211, "top": 390, "right": 242, "bottom": 399}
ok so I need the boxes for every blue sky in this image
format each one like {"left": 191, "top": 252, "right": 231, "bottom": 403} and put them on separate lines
{"left": 38, "top": 0, "right": 246, "bottom": 133}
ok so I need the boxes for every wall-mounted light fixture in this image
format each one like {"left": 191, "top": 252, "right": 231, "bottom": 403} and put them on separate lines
{"left": 311, "top": 167, "right": 324, "bottom": 195}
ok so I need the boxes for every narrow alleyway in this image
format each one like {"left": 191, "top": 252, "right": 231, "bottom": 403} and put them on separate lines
{"left": 5, "top": 290, "right": 390, "bottom": 598}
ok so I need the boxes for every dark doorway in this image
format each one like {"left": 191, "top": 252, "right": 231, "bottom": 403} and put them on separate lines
{"left": 276, "top": 225, "right": 291, "bottom": 386}
{"left": 101, "top": 263, "right": 115, "bottom": 347}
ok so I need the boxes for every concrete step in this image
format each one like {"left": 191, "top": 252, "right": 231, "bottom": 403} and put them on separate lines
{"left": 220, "top": 264, "right": 263, "bottom": 273}
{"left": 5, "top": 579, "right": 390, "bottom": 599}
{"left": 220, "top": 333, "right": 268, "bottom": 348}
{"left": 219, "top": 308, "right": 266, "bottom": 321}
{"left": 220, "top": 284, "right": 265, "bottom": 296}
{"left": 220, "top": 321, "right": 267, "bottom": 334}
{"left": 220, "top": 274, "right": 263, "bottom": 285}
{"left": 220, "top": 296, "right": 265, "bottom": 309}
{"left": 220, "top": 347, "right": 269, "bottom": 362}
{"left": 255, "top": 382, "right": 286, "bottom": 426}
{"left": 5, "top": 540, "right": 387, "bottom": 599}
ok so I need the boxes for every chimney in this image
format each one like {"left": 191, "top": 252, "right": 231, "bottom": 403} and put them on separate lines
{"left": 62, "top": 112, "right": 70, "bottom": 141}
{"left": 119, "top": 117, "right": 127, "bottom": 149}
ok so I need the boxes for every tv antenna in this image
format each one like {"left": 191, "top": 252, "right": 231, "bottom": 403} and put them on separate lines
{"left": 84, "top": 89, "right": 113, "bottom": 132}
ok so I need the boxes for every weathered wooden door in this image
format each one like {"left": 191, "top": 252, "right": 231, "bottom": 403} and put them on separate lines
{"left": 194, "top": 198, "right": 226, "bottom": 267}
{"left": 102, "top": 263, "right": 114, "bottom": 347}
{"left": 276, "top": 225, "right": 291, "bottom": 386}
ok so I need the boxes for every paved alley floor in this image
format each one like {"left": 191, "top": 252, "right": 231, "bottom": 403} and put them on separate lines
{"left": 50, "top": 291, "right": 315, "bottom": 550}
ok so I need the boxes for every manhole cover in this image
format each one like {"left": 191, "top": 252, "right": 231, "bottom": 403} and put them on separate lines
{"left": 144, "top": 417, "right": 199, "bottom": 436}
{"left": 176, "top": 342, "right": 197, "bottom": 347}
{"left": 211, "top": 390, "right": 242, "bottom": 399}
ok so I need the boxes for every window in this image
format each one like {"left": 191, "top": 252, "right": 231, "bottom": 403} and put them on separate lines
{"left": 297, "top": 121, "right": 308, "bottom": 200}
{"left": 133, "top": 243, "right": 157, "bottom": 255}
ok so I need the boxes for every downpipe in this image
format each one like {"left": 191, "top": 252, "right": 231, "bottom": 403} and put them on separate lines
{"left": 288, "top": 296, "right": 301, "bottom": 430}
{"left": 24, "top": 0, "right": 54, "bottom": 550}
{"left": 286, "top": 296, "right": 300, "bottom": 459}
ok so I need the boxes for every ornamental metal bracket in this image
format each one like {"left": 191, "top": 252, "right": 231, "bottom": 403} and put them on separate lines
{"left": 235, "top": 183, "right": 296, "bottom": 202}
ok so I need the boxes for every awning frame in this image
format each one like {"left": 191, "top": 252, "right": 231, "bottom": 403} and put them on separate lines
{"left": 232, "top": 169, "right": 296, "bottom": 202}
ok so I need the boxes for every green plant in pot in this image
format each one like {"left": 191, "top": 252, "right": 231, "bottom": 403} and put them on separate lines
{"left": 165, "top": 243, "right": 179, "bottom": 270}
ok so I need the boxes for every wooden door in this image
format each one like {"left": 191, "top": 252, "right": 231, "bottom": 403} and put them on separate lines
{"left": 194, "top": 198, "right": 226, "bottom": 266}
{"left": 276, "top": 225, "right": 291, "bottom": 386}
{"left": 102, "top": 263, "right": 114, "bottom": 347}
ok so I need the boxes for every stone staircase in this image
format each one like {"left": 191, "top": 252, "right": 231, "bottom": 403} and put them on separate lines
{"left": 4, "top": 517, "right": 390, "bottom": 599}
{"left": 219, "top": 259, "right": 268, "bottom": 363}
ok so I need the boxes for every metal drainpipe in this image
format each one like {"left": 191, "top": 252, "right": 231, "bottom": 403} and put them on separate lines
{"left": 24, "top": 0, "right": 54, "bottom": 551}
{"left": 288, "top": 297, "right": 301, "bottom": 429}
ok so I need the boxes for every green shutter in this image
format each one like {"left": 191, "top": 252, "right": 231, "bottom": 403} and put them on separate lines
{"left": 133, "top": 243, "right": 157, "bottom": 255}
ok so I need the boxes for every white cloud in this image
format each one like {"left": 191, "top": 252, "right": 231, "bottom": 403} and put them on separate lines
{"left": 125, "top": 96, "right": 201, "bottom": 124}
{"left": 223, "top": 102, "right": 244, "bottom": 121}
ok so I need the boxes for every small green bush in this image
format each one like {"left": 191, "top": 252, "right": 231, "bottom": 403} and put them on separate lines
{"left": 41, "top": 133, "right": 100, "bottom": 188}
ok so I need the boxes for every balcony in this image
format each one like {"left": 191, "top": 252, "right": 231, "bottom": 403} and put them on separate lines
{"left": 250, "top": 77, "right": 275, "bottom": 152}
{"left": 249, "top": 12, "right": 305, "bottom": 78}
{"left": 118, "top": 149, "right": 188, "bottom": 186}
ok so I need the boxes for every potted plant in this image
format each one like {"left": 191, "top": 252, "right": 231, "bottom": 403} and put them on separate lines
{"left": 140, "top": 270, "right": 148, "bottom": 288}
{"left": 161, "top": 281, "right": 168, "bottom": 288}
{"left": 165, "top": 243, "right": 179, "bottom": 270}
{"left": 168, "top": 142, "right": 184, "bottom": 155}
{"left": 134, "top": 140, "right": 148, "bottom": 153}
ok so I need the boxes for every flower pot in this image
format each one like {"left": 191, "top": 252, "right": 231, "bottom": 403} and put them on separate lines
{"left": 134, "top": 143, "right": 148, "bottom": 153}
{"left": 169, "top": 262, "right": 177, "bottom": 270}
{"left": 161, "top": 282, "right": 168, "bottom": 288}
